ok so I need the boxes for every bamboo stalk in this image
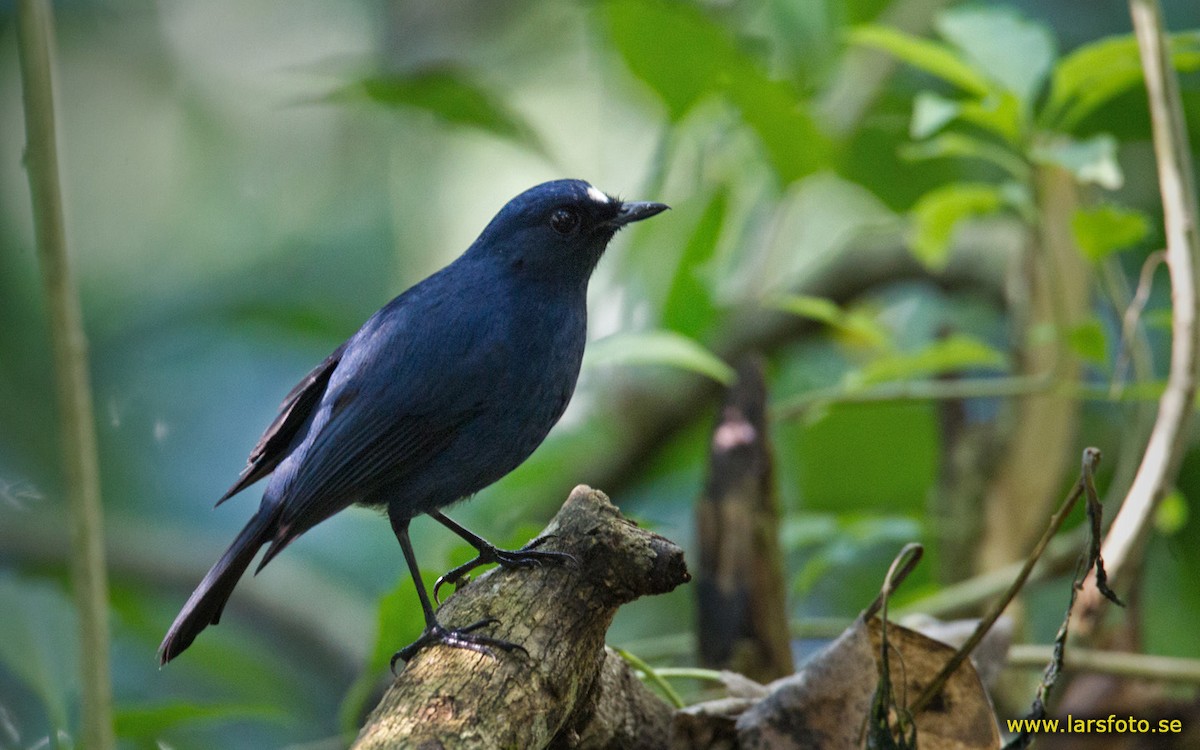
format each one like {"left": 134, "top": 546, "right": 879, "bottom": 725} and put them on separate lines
{"left": 15, "top": 1, "right": 115, "bottom": 748}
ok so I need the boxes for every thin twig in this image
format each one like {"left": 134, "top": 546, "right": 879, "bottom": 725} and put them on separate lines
{"left": 895, "top": 528, "right": 1086, "bottom": 619}
{"left": 1096, "top": 243, "right": 1161, "bottom": 506}
{"left": 15, "top": 2, "right": 114, "bottom": 748}
{"left": 1008, "top": 643, "right": 1200, "bottom": 686}
{"left": 1086, "top": 0, "right": 1200, "bottom": 620}
{"left": 1110, "top": 249, "right": 1167, "bottom": 397}
{"left": 863, "top": 543, "right": 925, "bottom": 622}
{"left": 771, "top": 370, "right": 1175, "bottom": 422}
{"left": 867, "top": 545, "right": 923, "bottom": 749}
{"left": 773, "top": 373, "right": 1052, "bottom": 420}
{"left": 1006, "top": 459, "right": 1124, "bottom": 750}
{"left": 911, "top": 449, "right": 1101, "bottom": 715}
{"left": 1006, "top": 645, "right": 1200, "bottom": 685}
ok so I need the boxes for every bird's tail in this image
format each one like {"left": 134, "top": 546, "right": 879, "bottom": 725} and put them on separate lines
{"left": 158, "top": 507, "right": 277, "bottom": 664}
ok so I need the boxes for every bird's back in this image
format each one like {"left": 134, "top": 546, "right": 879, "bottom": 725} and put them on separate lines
{"left": 261, "top": 254, "right": 589, "bottom": 537}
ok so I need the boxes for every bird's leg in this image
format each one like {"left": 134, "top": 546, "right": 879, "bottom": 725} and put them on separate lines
{"left": 388, "top": 510, "right": 526, "bottom": 672}
{"left": 429, "top": 510, "right": 577, "bottom": 603}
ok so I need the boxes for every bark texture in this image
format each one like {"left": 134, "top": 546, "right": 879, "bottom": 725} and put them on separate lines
{"left": 353, "top": 485, "right": 689, "bottom": 749}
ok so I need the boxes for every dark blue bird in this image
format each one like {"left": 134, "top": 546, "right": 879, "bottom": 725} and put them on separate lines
{"left": 159, "top": 179, "right": 667, "bottom": 665}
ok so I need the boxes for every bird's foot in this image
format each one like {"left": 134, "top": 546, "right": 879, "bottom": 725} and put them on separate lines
{"left": 433, "top": 536, "right": 577, "bottom": 603}
{"left": 389, "top": 617, "right": 527, "bottom": 673}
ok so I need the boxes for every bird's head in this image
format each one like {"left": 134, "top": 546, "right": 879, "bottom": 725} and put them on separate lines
{"left": 469, "top": 179, "right": 668, "bottom": 283}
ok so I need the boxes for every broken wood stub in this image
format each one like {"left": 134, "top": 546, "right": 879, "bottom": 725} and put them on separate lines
{"left": 696, "top": 356, "right": 795, "bottom": 683}
{"left": 352, "top": 485, "right": 690, "bottom": 750}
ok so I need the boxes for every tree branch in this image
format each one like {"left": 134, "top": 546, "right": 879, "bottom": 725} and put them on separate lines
{"left": 591, "top": 229, "right": 1013, "bottom": 500}
{"left": 352, "top": 486, "right": 690, "bottom": 749}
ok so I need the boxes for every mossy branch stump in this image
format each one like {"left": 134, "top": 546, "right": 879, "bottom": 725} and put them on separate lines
{"left": 353, "top": 485, "right": 690, "bottom": 749}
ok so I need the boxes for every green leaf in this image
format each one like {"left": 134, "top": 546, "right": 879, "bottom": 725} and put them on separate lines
{"left": 115, "top": 702, "right": 283, "bottom": 739}
{"left": 957, "top": 93, "right": 1024, "bottom": 146}
{"left": 901, "top": 132, "right": 1029, "bottom": 180}
{"left": 367, "top": 579, "right": 421, "bottom": 672}
{"left": 603, "top": 0, "right": 728, "bottom": 120}
{"left": 614, "top": 647, "right": 685, "bottom": 708}
{"left": 338, "top": 573, "right": 428, "bottom": 732}
{"left": 726, "top": 76, "right": 830, "bottom": 183}
{"left": 1031, "top": 134, "right": 1123, "bottom": 189}
{"left": 769, "top": 293, "right": 843, "bottom": 327}
{"left": 1071, "top": 205, "right": 1151, "bottom": 262}
{"left": 848, "top": 25, "right": 993, "bottom": 97}
{"left": 767, "top": 294, "right": 888, "bottom": 348}
{"left": 910, "top": 91, "right": 1023, "bottom": 146}
{"left": 605, "top": 0, "right": 828, "bottom": 182}
{"left": 907, "top": 183, "right": 1005, "bottom": 269}
{"left": 771, "top": 173, "right": 900, "bottom": 285}
{"left": 662, "top": 188, "right": 726, "bottom": 337}
{"left": 1067, "top": 319, "right": 1108, "bottom": 366}
{"left": 855, "top": 334, "right": 1008, "bottom": 385}
{"left": 935, "top": 6, "right": 1056, "bottom": 112}
{"left": 0, "top": 575, "right": 78, "bottom": 734}
{"left": 331, "top": 68, "right": 544, "bottom": 154}
{"left": 1044, "top": 36, "right": 1143, "bottom": 129}
{"left": 584, "top": 330, "right": 735, "bottom": 385}
{"left": 910, "top": 91, "right": 962, "bottom": 139}
{"left": 1044, "top": 32, "right": 1200, "bottom": 130}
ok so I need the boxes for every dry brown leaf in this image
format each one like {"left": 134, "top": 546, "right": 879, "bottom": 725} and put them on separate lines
{"left": 733, "top": 617, "right": 1001, "bottom": 750}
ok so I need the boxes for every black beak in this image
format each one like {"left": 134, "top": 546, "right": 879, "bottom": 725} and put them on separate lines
{"left": 609, "top": 201, "right": 669, "bottom": 227}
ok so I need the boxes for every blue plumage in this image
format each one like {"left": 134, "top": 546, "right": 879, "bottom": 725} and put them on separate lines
{"left": 160, "top": 179, "right": 667, "bottom": 664}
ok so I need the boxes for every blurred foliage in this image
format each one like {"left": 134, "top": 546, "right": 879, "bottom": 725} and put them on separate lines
{"left": 331, "top": 66, "right": 548, "bottom": 156}
{"left": 2, "top": 0, "right": 1200, "bottom": 747}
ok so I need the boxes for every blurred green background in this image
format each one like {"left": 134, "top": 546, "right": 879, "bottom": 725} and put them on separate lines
{"left": 2, "top": 0, "right": 1200, "bottom": 747}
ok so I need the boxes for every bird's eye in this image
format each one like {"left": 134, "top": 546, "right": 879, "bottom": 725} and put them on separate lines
{"left": 549, "top": 207, "right": 581, "bottom": 236}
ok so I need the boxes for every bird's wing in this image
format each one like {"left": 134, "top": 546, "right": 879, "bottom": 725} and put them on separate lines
{"left": 252, "top": 293, "right": 496, "bottom": 564}
{"left": 254, "top": 385, "right": 482, "bottom": 570}
{"left": 216, "top": 341, "right": 348, "bottom": 505}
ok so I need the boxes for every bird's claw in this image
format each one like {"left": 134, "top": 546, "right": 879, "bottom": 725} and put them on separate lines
{"left": 433, "top": 538, "right": 578, "bottom": 604}
{"left": 495, "top": 541, "right": 577, "bottom": 571}
{"left": 433, "top": 566, "right": 473, "bottom": 605}
{"left": 389, "top": 617, "right": 527, "bottom": 673}
{"left": 519, "top": 535, "right": 580, "bottom": 567}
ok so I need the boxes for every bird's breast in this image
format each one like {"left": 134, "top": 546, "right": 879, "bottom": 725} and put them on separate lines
{"left": 494, "top": 292, "right": 586, "bottom": 414}
{"left": 387, "top": 288, "right": 587, "bottom": 513}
